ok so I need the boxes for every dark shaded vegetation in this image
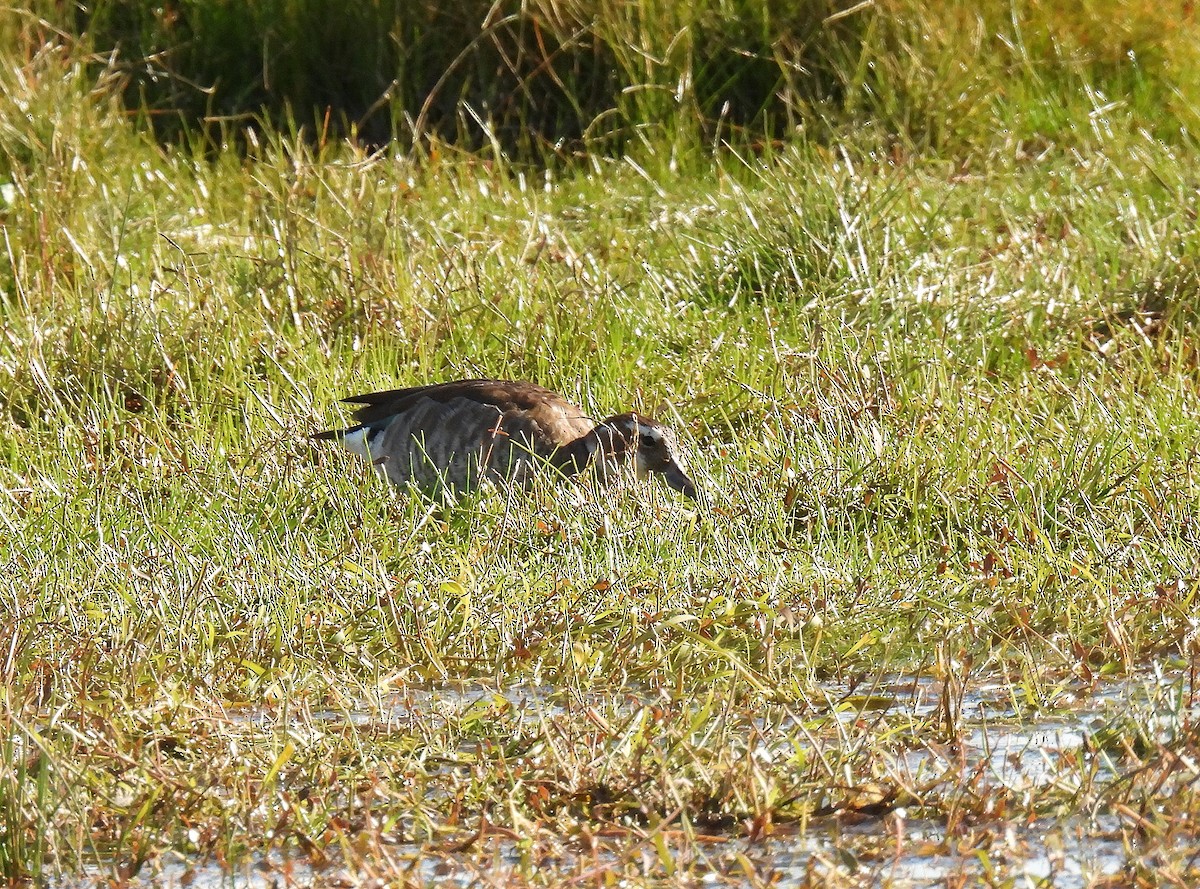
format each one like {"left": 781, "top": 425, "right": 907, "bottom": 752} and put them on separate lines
{"left": 5, "top": 0, "right": 1191, "bottom": 156}
{"left": 62, "top": 0, "right": 866, "bottom": 153}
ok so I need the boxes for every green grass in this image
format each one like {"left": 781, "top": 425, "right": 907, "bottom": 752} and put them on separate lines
{"left": 3, "top": 1, "right": 1200, "bottom": 884}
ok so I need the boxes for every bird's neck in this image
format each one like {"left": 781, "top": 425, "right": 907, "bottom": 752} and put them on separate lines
{"left": 552, "top": 422, "right": 632, "bottom": 477}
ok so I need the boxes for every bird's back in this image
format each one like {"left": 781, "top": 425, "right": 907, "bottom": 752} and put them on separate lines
{"left": 322, "top": 380, "right": 597, "bottom": 495}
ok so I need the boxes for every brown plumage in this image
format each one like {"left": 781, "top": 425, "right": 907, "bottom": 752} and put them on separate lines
{"left": 313, "top": 379, "right": 697, "bottom": 499}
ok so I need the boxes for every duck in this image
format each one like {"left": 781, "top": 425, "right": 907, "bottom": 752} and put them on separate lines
{"left": 313, "top": 379, "right": 697, "bottom": 499}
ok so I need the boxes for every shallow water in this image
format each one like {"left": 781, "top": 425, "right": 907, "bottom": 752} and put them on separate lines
{"left": 59, "top": 666, "right": 1199, "bottom": 887}
{"left": 64, "top": 816, "right": 1131, "bottom": 888}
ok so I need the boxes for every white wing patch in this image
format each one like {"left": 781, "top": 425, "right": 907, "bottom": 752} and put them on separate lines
{"left": 339, "top": 427, "right": 379, "bottom": 462}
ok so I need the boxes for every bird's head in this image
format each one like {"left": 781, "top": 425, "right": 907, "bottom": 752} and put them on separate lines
{"left": 594, "top": 412, "right": 697, "bottom": 499}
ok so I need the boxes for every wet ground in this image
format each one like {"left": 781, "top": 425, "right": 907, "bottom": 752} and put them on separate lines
{"left": 58, "top": 664, "right": 1200, "bottom": 887}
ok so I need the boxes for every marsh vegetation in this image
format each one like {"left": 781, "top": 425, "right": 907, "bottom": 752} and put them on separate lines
{"left": 2, "top": 0, "right": 1200, "bottom": 884}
